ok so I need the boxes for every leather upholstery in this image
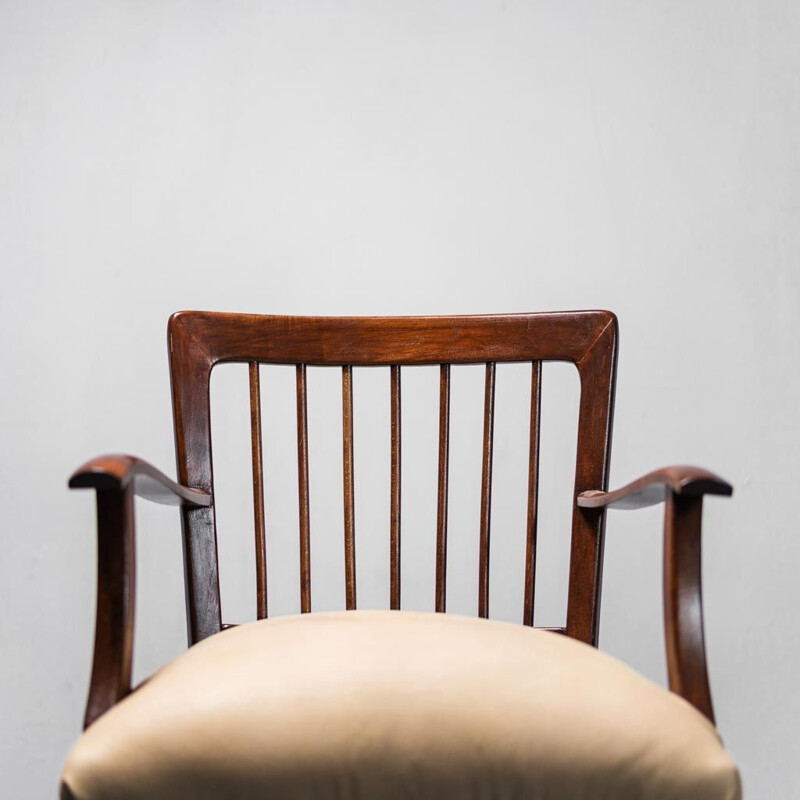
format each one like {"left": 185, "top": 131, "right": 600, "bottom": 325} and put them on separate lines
{"left": 61, "top": 610, "right": 740, "bottom": 799}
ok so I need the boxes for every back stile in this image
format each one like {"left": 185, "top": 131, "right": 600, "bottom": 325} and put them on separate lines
{"left": 249, "top": 362, "right": 268, "bottom": 620}
{"left": 342, "top": 366, "right": 357, "bottom": 610}
{"left": 478, "top": 362, "right": 496, "bottom": 618}
{"left": 296, "top": 364, "right": 311, "bottom": 613}
{"left": 435, "top": 364, "right": 450, "bottom": 613}
{"left": 523, "top": 361, "right": 542, "bottom": 626}
{"left": 390, "top": 366, "right": 401, "bottom": 609}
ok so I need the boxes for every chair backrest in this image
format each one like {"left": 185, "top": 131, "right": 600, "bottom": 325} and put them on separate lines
{"left": 168, "top": 311, "right": 618, "bottom": 647}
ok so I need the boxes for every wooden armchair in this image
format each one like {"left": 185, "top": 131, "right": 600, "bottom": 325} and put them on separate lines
{"left": 61, "top": 311, "right": 740, "bottom": 800}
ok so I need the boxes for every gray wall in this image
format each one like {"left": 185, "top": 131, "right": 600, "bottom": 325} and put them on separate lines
{"left": 2, "top": 1, "right": 798, "bottom": 796}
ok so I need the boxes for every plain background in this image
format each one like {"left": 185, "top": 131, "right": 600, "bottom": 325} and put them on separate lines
{"left": 2, "top": 1, "right": 798, "bottom": 796}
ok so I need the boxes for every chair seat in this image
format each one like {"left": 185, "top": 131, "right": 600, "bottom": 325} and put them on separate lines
{"left": 61, "top": 610, "right": 740, "bottom": 800}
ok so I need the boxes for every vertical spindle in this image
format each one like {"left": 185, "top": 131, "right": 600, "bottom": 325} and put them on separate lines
{"left": 436, "top": 364, "right": 450, "bottom": 613}
{"left": 478, "top": 362, "right": 496, "bottom": 618}
{"left": 390, "top": 366, "right": 401, "bottom": 609}
{"left": 296, "top": 364, "right": 311, "bottom": 613}
{"left": 523, "top": 361, "right": 542, "bottom": 626}
{"left": 342, "top": 366, "right": 356, "bottom": 610}
{"left": 249, "top": 362, "right": 268, "bottom": 619}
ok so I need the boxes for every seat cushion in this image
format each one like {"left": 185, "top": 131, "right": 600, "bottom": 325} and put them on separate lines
{"left": 61, "top": 610, "right": 740, "bottom": 800}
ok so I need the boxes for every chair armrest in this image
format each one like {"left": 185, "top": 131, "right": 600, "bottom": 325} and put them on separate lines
{"left": 578, "top": 465, "right": 733, "bottom": 725}
{"left": 577, "top": 465, "right": 732, "bottom": 510}
{"left": 69, "top": 454, "right": 211, "bottom": 507}
{"left": 70, "top": 454, "right": 206, "bottom": 728}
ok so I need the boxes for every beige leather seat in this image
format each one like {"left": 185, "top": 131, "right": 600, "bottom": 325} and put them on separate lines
{"left": 61, "top": 610, "right": 740, "bottom": 800}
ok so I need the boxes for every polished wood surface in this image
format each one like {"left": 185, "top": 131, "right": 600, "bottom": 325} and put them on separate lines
{"left": 478, "top": 362, "right": 496, "bottom": 619}
{"left": 70, "top": 455, "right": 210, "bottom": 507}
{"left": 296, "top": 364, "right": 311, "bottom": 614}
{"left": 565, "top": 314, "right": 617, "bottom": 644}
{"left": 578, "top": 465, "right": 732, "bottom": 723}
{"left": 577, "top": 466, "right": 732, "bottom": 510}
{"left": 663, "top": 494, "right": 715, "bottom": 722}
{"left": 523, "top": 361, "right": 542, "bottom": 627}
{"left": 71, "top": 309, "right": 732, "bottom": 727}
{"left": 169, "top": 310, "right": 615, "bottom": 365}
{"left": 390, "top": 365, "right": 401, "bottom": 610}
{"left": 167, "top": 309, "right": 618, "bottom": 645}
{"left": 83, "top": 487, "right": 135, "bottom": 728}
{"left": 435, "top": 364, "right": 450, "bottom": 614}
{"left": 168, "top": 319, "right": 221, "bottom": 642}
{"left": 342, "top": 366, "right": 356, "bottom": 610}
{"left": 249, "top": 363, "right": 268, "bottom": 620}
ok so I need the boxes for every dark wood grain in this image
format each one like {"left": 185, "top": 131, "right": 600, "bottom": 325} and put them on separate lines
{"left": 171, "top": 310, "right": 615, "bottom": 366}
{"left": 296, "top": 364, "right": 311, "bottom": 614}
{"left": 168, "top": 316, "right": 221, "bottom": 643}
{"left": 390, "top": 365, "right": 401, "bottom": 610}
{"left": 565, "top": 315, "right": 618, "bottom": 644}
{"left": 523, "top": 361, "right": 542, "bottom": 627}
{"left": 663, "top": 493, "right": 715, "bottom": 722}
{"left": 478, "top": 362, "right": 496, "bottom": 619}
{"left": 165, "top": 310, "right": 619, "bottom": 643}
{"left": 435, "top": 364, "right": 450, "bottom": 614}
{"left": 83, "top": 487, "right": 135, "bottom": 729}
{"left": 578, "top": 466, "right": 733, "bottom": 510}
{"left": 342, "top": 365, "right": 356, "bottom": 610}
{"left": 70, "top": 455, "right": 210, "bottom": 507}
{"left": 164, "top": 309, "right": 620, "bottom": 642}
{"left": 70, "top": 308, "right": 734, "bottom": 727}
{"left": 249, "top": 363, "right": 268, "bottom": 620}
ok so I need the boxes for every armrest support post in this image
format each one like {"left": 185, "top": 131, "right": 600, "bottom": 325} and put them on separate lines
{"left": 71, "top": 454, "right": 207, "bottom": 725}
{"left": 578, "top": 465, "right": 729, "bottom": 723}
{"left": 663, "top": 493, "right": 715, "bottom": 724}
{"left": 84, "top": 486, "right": 136, "bottom": 729}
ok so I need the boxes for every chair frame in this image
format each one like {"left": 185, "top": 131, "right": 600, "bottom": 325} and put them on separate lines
{"left": 69, "top": 311, "right": 732, "bottom": 729}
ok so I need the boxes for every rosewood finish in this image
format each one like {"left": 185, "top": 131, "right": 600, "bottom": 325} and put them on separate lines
{"left": 342, "top": 365, "right": 356, "bottom": 611}
{"left": 70, "top": 455, "right": 211, "bottom": 507}
{"left": 577, "top": 465, "right": 732, "bottom": 510}
{"left": 390, "top": 365, "right": 401, "bottom": 610}
{"left": 435, "top": 364, "right": 450, "bottom": 614}
{"left": 70, "top": 311, "right": 732, "bottom": 729}
{"left": 523, "top": 361, "right": 542, "bottom": 627}
{"left": 248, "top": 363, "right": 268, "bottom": 620}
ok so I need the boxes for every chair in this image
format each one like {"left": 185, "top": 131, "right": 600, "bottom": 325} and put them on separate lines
{"left": 60, "top": 311, "right": 741, "bottom": 799}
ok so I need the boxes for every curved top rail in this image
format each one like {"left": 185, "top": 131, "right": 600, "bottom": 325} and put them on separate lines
{"left": 169, "top": 310, "right": 616, "bottom": 367}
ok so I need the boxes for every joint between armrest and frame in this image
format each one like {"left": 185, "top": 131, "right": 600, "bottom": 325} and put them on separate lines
{"left": 70, "top": 454, "right": 211, "bottom": 507}
{"left": 577, "top": 465, "right": 732, "bottom": 510}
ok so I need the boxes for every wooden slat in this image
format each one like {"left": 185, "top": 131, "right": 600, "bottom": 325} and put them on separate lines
{"left": 435, "top": 364, "right": 450, "bottom": 613}
{"left": 523, "top": 361, "right": 542, "bottom": 626}
{"left": 390, "top": 366, "right": 401, "bottom": 609}
{"left": 249, "top": 362, "right": 268, "bottom": 620}
{"left": 342, "top": 366, "right": 356, "bottom": 610}
{"left": 478, "top": 362, "right": 496, "bottom": 618}
{"left": 296, "top": 364, "right": 311, "bottom": 613}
